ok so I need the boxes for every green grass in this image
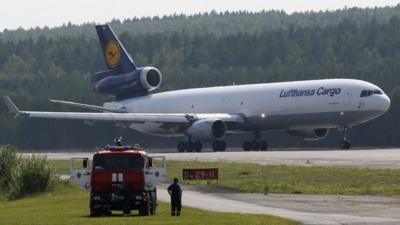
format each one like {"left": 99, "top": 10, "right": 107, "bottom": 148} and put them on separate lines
{"left": 167, "top": 161, "right": 400, "bottom": 195}
{"left": 0, "top": 182, "right": 296, "bottom": 225}
{"left": 50, "top": 160, "right": 400, "bottom": 196}
{"left": 50, "top": 160, "right": 70, "bottom": 174}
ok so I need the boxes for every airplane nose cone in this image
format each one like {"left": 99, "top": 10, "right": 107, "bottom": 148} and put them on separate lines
{"left": 381, "top": 95, "right": 391, "bottom": 112}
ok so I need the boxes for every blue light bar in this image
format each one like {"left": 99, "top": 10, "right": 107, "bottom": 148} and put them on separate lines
{"left": 105, "top": 145, "right": 132, "bottom": 151}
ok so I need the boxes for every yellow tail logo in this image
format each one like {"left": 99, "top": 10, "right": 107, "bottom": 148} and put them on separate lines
{"left": 105, "top": 41, "right": 121, "bottom": 68}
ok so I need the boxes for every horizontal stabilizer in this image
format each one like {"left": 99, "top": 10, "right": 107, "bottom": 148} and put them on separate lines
{"left": 3, "top": 96, "right": 22, "bottom": 118}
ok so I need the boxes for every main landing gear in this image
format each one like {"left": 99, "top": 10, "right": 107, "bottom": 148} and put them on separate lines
{"left": 212, "top": 140, "right": 226, "bottom": 152}
{"left": 242, "top": 140, "right": 268, "bottom": 151}
{"left": 177, "top": 140, "right": 202, "bottom": 152}
{"left": 340, "top": 127, "right": 351, "bottom": 150}
{"left": 176, "top": 140, "right": 227, "bottom": 152}
{"left": 242, "top": 131, "right": 268, "bottom": 151}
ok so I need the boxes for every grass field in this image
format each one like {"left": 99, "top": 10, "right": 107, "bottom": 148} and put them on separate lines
{"left": 50, "top": 160, "right": 400, "bottom": 196}
{"left": 0, "top": 182, "right": 297, "bottom": 225}
{"left": 168, "top": 161, "right": 400, "bottom": 195}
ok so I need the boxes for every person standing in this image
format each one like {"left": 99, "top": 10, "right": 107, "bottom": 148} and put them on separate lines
{"left": 167, "top": 178, "right": 182, "bottom": 216}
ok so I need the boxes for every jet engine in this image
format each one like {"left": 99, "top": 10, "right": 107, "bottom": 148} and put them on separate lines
{"left": 92, "top": 67, "right": 162, "bottom": 100}
{"left": 186, "top": 119, "right": 226, "bottom": 141}
{"left": 139, "top": 67, "right": 162, "bottom": 91}
{"left": 287, "top": 128, "right": 329, "bottom": 141}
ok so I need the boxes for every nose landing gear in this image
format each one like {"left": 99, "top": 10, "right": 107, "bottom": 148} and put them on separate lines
{"left": 340, "top": 127, "right": 351, "bottom": 150}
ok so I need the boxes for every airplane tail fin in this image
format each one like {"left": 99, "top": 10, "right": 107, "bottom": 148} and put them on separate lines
{"left": 95, "top": 25, "right": 136, "bottom": 73}
{"left": 92, "top": 25, "right": 162, "bottom": 101}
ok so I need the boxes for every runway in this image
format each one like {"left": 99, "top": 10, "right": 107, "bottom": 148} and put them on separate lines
{"left": 153, "top": 148, "right": 400, "bottom": 169}
{"left": 43, "top": 148, "right": 400, "bottom": 169}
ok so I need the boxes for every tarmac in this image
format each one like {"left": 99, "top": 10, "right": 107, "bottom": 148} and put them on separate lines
{"left": 43, "top": 148, "right": 400, "bottom": 168}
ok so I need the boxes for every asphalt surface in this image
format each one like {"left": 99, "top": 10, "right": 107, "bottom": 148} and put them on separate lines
{"left": 36, "top": 149, "right": 400, "bottom": 224}
{"left": 42, "top": 148, "right": 400, "bottom": 168}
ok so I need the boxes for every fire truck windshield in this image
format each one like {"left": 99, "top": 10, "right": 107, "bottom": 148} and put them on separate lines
{"left": 93, "top": 155, "right": 143, "bottom": 171}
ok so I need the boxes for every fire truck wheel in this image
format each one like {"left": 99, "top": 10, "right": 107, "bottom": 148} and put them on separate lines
{"left": 149, "top": 191, "right": 157, "bottom": 215}
{"left": 90, "top": 208, "right": 101, "bottom": 217}
{"left": 139, "top": 199, "right": 151, "bottom": 216}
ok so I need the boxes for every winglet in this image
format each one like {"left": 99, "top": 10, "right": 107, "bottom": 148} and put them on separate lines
{"left": 3, "top": 96, "right": 22, "bottom": 118}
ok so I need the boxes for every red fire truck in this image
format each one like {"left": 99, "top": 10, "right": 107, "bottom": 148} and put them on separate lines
{"left": 70, "top": 145, "right": 167, "bottom": 216}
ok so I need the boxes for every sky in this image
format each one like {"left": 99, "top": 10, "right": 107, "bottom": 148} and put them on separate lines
{"left": 1, "top": 0, "right": 399, "bottom": 31}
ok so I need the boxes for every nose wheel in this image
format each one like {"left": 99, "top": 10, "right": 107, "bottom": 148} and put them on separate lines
{"left": 340, "top": 140, "right": 351, "bottom": 149}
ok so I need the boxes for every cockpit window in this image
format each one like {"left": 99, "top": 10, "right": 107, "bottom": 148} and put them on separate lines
{"left": 360, "top": 89, "right": 383, "bottom": 97}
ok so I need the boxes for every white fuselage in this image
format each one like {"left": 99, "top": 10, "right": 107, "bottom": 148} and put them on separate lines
{"left": 104, "top": 79, "right": 391, "bottom": 137}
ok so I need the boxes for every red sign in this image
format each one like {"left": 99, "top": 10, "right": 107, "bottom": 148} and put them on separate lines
{"left": 182, "top": 168, "right": 219, "bottom": 180}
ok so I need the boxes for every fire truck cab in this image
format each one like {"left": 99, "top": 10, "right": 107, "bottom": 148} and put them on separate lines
{"left": 70, "top": 145, "right": 167, "bottom": 216}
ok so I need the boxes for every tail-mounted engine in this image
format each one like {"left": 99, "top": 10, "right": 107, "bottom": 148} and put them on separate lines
{"left": 140, "top": 67, "right": 162, "bottom": 91}
{"left": 92, "top": 67, "right": 162, "bottom": 100}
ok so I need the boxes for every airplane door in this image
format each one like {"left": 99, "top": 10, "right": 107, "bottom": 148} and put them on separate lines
{"left": 343, "top": 89, "right": 352, "bottom": 106}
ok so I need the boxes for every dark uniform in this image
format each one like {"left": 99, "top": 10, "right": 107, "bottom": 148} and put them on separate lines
{"left": 167, "top": 178, "right": 182, "bottom": 216}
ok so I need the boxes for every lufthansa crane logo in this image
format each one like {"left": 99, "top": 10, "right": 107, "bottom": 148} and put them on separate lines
{"left": 105, "top": 41, "right": 121, "bottom": 68}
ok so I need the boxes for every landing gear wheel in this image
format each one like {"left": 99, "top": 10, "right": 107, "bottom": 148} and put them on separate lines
{"left": 212, "top": 141, "right": 218, "bottom": 152}
{"left": 177, "top": 141, "right": 186, "bottom": 152}
{"left": 194, "top": 142, "right": 202, "bottom": 152}
{"left": 242, "top": 141, "right": 251, "bottom": 151}
{"left": 340, "top": 140, "right": 351, "bottom": 150}
{"left": 212, "top": 140, "right": 226, "bottom": 151}
{"left": 259, "top": 141, "right": 268, "bottom": 151}
{"left": 219, "top": 141, "right": 226, "bottom": 151}
{"left": 186, "top": 141, "right": 194, "bottom": 152}
{"left": 251, "top": 140, "right": 259, "bottom": 151}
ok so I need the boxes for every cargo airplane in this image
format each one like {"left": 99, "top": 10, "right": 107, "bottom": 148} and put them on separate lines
{"left": 3, "top": 25, "right": 391, "bottom": 152}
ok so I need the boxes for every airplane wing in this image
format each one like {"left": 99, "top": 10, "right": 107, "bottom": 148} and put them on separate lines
{"left": 3, "top": 96, "right": 244, "bottom": 124}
